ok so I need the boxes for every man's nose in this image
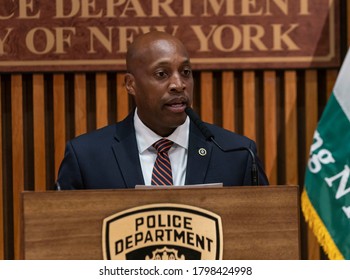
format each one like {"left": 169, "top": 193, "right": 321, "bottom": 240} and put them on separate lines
{"left": 168, "top": 74, "right": 185, "bottom": 92}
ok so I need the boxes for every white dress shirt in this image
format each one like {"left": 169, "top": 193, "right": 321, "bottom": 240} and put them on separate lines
{"left": 134, "top": 109, "right": 189, "bottom": 186}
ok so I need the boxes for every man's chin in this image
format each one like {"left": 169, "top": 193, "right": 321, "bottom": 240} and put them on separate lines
{"left": 170, "top": 114, "right": 188, "bottom": 127}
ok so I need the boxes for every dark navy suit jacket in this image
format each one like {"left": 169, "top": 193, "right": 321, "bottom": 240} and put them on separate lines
{"left": 57, "top": 112, "right": 269, "bottom": 189}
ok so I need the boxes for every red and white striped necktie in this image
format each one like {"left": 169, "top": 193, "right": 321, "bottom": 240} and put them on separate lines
{"left": 151, "top": 138, "right": 173, "bottom": 186}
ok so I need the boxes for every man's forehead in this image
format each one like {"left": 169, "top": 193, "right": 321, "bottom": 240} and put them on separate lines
{"left": 127, "top": 32, "right": 190, "bottom": 71}
{"left": 141, "top": 37, "right": 183, "bottom": 52}
{"left": 150, "top": 57, "right": 191, "bottom": 68}
{"left": 134, "top": 39, "right": 188, "bottom": 61}
{"left": 132, "top": 31, "right": 179, "bottom": 46}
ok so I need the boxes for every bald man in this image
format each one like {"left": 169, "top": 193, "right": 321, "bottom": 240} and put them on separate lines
{"left": 57, "top": 31, "right": 268, "bottom": 189}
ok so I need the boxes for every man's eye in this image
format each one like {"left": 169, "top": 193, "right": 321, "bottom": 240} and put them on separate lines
{"left": 155, "top": 71, "right": 168, "bottom": 78}
{"left": 182, "top": 68, "right": 192, "bottom": 77}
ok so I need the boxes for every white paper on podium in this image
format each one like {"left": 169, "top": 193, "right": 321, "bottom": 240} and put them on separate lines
{"left": 134, "top": 183, "right": 223, "bottom": 189}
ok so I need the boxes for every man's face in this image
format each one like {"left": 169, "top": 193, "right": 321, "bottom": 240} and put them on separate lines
{"left": 126, "top": 38, "right": 194, "bottom": 137}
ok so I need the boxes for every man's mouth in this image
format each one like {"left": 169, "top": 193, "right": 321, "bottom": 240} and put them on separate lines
{"left": 165, "top": 100, "right": 187, "bottom": 112}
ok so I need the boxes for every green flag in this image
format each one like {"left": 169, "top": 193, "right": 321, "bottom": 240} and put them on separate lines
{"left": 302, "top": 48, "right": 350, "bottom": 260}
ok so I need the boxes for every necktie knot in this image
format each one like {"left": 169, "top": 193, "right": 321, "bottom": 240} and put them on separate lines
{"left": 153, "top": 138, "right": 173, "bottom": 154}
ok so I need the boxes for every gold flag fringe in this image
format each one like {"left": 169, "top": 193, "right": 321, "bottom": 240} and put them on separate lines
{"left": 301, "top": 189, "right": 344, "bottom": 260}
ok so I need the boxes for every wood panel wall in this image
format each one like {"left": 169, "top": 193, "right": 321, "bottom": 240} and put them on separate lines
{"left": 1, "top": 1, "right": 349, "bottom": 260}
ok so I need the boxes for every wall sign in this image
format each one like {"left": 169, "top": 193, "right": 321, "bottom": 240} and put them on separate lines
{"left": 0, "top": 0, "right": 340, "bottom": 72}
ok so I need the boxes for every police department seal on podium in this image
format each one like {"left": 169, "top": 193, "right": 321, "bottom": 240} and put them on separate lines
{"left": 102, "top": 203, "right": 223, "bottom": 260}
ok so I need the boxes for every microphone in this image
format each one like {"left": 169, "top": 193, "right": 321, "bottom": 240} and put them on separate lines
{"left": 185, "top": 107, "right": 259, "bottom": 186}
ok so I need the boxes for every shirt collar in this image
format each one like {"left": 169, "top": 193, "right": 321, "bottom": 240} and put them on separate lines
{"left": 134, "top": 108, "right": 190, "bottom": 154}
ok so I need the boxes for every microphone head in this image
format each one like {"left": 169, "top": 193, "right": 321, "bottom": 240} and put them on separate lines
{"left": 184, "top": 106, "right": 194, "bottom": 116}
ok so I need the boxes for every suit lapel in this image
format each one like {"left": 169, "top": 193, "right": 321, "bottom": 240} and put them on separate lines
{"left": 111, "top": 113, "right": 145, "bottom": 188}
{"left": 111, "top": 115, "right": 212, "bottom": 187}
{"left": 185, "top": 122, "right": 213, "bottom": 185}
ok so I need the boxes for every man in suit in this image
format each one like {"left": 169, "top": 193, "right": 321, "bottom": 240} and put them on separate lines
{"left": 57, "top": 31, "right": 268, "bottom": 190}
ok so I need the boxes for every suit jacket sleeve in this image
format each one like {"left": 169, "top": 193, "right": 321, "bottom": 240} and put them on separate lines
{"left": 56, "top": 141, "right": 84, "bottom": 190}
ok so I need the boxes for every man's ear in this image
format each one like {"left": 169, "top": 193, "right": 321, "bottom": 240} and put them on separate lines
{"left": 124, "top": 73, "right": 136, "bottom": 96}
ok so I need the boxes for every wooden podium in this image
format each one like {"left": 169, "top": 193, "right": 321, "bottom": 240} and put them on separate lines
{"left": 21, "top": 186, "right": 300, "bottom": 260}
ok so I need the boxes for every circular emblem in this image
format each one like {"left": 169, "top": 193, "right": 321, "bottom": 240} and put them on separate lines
{"left": 198, "top": 148, "right": 207, "bottom": 156}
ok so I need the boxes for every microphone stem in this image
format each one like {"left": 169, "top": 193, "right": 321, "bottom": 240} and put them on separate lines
{"left": 210, "top": 137, "right": 259, "bottom": 186}
{"left": 185, "top": 107, "right": 259, "bottom": 186}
